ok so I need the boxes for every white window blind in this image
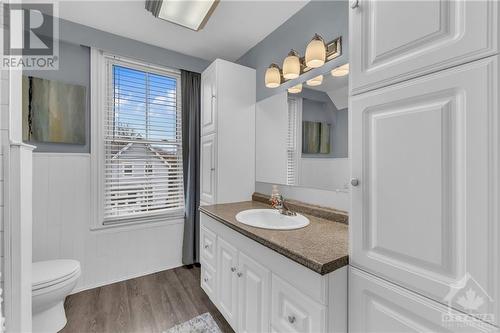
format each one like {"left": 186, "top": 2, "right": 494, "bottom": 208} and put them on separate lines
{"left": 287, "top": 97, "right": 298, "bottom": 186}
{"left": 103, "top": 59, "right": 183, "bottom": 223}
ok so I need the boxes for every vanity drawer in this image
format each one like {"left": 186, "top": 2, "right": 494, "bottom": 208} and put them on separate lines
{"left": 271, "top": 274, "right": 326, "bottom": 333}
{"left": 201, "top": 264, "right": 216, "bottom": 302}
{"left": 200, "top": 225, "right": 217, "bottom": 270}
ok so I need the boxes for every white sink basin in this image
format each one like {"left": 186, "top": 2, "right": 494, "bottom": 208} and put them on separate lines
{"left": 235, "top": 209, "right": 310, "bottom": 230}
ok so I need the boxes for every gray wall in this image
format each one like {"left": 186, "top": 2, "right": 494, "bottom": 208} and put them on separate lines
{"left": 237, "top": 0, "right": 349, "bottom": 101}
{"left": 25, "top": 17, "right": 210, "bottom": 153}
{"left": 333, "top": 108, "right": 348, "bottom": 158}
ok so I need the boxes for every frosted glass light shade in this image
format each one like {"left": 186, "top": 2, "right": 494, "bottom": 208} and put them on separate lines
{"left": 288, "top": 83, "right": 302, "bottom": 94}
{"left": 158, "top": 0, "right": 218, "bottom": 31}
{"left": 305, "top": 35, "right": 326, "bottom": 68}
{"left": 283, "top": 50, "right": 301, "bottom": 80}
{"left": 331, "top": 63, "right": 349, "bottom": 77}
{"left": 265, "top": 64, "right": 281, "bottom": 88}
{"left": 306, "top": 75, "right": 323, "bottom": 86}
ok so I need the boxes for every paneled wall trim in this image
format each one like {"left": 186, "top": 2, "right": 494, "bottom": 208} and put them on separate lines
{"left": 32, "top": 153, "right": 185, "bottom": 293}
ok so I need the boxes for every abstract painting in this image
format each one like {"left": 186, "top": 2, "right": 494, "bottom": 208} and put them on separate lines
{"left": 22, "top": 75, "right": 86, "bottom": 144}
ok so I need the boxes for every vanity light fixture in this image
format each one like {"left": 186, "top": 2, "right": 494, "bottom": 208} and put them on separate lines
{"left": 331, "top": 63, "right": 349, "bottom": 77}
{"left": 288, "top": 83, "right": 303, "bottom": 94}
{"left": 283, "top": 50, "right": 301, "bottom": 80}
{"left": 145, "top": 0, "right": 219, "bottom": 31}
{"left": 264, "top": 36, "right": 342, "bottom": 89}
{"left": 306, "top": 75, "right": 323, "bottom": 87}
{"left": 305, "top": 34, "right": 326, "bottom": 68}
{"left": 265, "top": 64, "right": 282, "bottom": 88}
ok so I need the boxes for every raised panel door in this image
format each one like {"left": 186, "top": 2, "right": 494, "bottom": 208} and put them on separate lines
{"left": 350, "top": 0, "right": 498, "bottom": 94}
{"left": 350, "top": 56, "right": 499, "bottom": 325}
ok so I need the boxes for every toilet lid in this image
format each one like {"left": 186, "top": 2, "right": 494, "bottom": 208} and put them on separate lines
{"left": 32, "top": 260, "right": 80, "bottom": 290}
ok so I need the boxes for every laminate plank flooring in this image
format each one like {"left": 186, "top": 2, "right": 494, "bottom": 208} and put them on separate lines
{"left": 61, "top": 265, "right": 234, "bottom": 333}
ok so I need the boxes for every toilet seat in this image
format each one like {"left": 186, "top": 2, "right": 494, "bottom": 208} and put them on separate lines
{"left": 32, "top": 260, "right": 81, "bottom": 291}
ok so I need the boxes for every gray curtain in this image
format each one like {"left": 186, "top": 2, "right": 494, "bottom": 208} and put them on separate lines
{"left": 145, "top": 0, "right": 163, "bottom": 17}
{"left": 181, "top": 70, "right": 201, "bottom": 265}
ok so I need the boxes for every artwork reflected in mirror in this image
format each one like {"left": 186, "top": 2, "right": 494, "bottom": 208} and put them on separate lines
{"left": 22, "top": 75, "right": 86, "bottom": 145}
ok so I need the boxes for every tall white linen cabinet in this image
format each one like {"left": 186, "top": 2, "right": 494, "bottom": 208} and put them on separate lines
{"left": 200, "top": 59, "right": 256, "bottom": 206}
{"left": 349, "top": 1, "right": 499, "bottom": 332}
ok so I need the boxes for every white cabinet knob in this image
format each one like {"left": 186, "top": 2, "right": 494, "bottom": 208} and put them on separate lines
{"left": 204, "top": 244, "right": 209, "bottom": 249}
{"left": 237, "top": 272, "right": 243, "bottom": 277}
{"left": 350, "top": 0, "right": 359, "bottom": 9}
{"left": 231, "top": 267, "right": 236, "bottom": 272}
{"left": 203, "top": 277, "right": 208, "bottom": 282}
{"left": 288, "top": 315, "right": 296, "bottom": 324}
{"left": 351, "top": 178, "right": 359, "bottom": 186}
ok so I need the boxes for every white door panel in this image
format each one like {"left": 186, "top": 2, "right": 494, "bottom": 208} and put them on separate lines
{"left": 349, "top": 0, "right": 499, "bottom": 94}
{"left": 201, "top": 134, "right": 216, "bottom": 204}
{"left": 217, "top": 237, "right": 238, "bottom": 328}
{"left": 238, "top": 251, "right": 270, "bottom": 333}
{"left": 350, "top": 56, "right": 499, "bottom": 325}
{"left": 349, "top": 267, "right": 498, "bottom": 333}
{"left": 201, "top": 65, "right": 217, "bottom": 135}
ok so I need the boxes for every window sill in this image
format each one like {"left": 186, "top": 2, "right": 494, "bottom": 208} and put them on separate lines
{"left": 90, "top": 212, "right": 185, "bottom": 232}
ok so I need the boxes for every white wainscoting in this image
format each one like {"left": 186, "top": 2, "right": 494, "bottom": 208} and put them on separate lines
{"left": 32, "top": 153, "right": 184, "bottom": 293}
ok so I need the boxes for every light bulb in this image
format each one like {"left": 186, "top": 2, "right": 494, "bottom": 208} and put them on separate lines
{"left": 283, "top": 50, "right": 301, "bottom": 80}
{"left": 331, "top": 63, "right": 349, "bottom": 77}
{"left": 265, "top": 64, "right": 281, "bottom": 88}
{"left": 288, "top": 83, "right": 302, "bottom": 94}
{"left": 306, "top": 75, "right": 323, "bottom": 86}
{"left": 305, "top": 34, "right": 326, "bottom": 68}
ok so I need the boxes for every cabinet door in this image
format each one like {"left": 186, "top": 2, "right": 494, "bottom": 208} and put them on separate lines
{"left": 200, "top": 134, "right": 216, "bottom": 204}
{"left": 349, "top": 267, "right": 498, "bottom": 333}
{"left": 350, "top": 56, "right": 499, "bottom": 324}
{"left": 349, "top": 0, "right": 498, "bottom": 95}
{"left": 217, "top": 237, "right": 238, "bottom": 329}
{"left": 238, "top": 252, "right": 270, "bottom": 333}
{"left": 271, "top": 274, "right": 326, "bottom": 333}
{"left": 201, "top": 65, "right": 217, "bottom": 135}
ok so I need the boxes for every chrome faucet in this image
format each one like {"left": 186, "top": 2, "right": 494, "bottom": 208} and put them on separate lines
{"left": 270, "top": 195, "right": 297, "bottom": 216}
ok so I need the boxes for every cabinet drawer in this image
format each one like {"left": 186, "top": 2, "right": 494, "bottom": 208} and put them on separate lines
{"left": 349, "top": 267, "right": 498, "bottom": 333}
{"left": 271, "top": 274, "right": 326, "bottom": 333}
{"left": 200, "top": 225, "right": 217, "bottom": 270}
{"left": 201, "top": 264, "right": 216, "bottom": 302}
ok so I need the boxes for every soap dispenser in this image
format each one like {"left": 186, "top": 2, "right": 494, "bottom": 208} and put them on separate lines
{"left": 270, "top": 185, "right": 283, "bottom": 209}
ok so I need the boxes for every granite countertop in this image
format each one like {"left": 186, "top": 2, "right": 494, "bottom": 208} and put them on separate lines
{"left": 199, "top": 201, "right": 349, "bottom": 275}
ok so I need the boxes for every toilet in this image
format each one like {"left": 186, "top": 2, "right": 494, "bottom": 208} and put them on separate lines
{"left": 32, "top": 260, "right": 81, "bottom": 333}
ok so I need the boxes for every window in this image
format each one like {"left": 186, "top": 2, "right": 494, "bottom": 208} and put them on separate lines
{"left": 145, "top": 163, "right": 153, "bottom": 175}
{"left": 123, "top": 164, "right": 133, "bottom": 175}
{"left": 287, "top": 97, "right": 299, "bottom": 186}
{"left": 91, "top": 50, "right": 184, "bottom": 226}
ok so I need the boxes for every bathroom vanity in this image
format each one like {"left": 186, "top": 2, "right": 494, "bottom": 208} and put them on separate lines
{"left": 199, "top": 201, "right": 348, "bottom": 333}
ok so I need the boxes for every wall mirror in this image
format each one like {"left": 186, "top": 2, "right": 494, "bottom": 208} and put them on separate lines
{"left": 256, "top": 65, "right": 349, "bottom": 191}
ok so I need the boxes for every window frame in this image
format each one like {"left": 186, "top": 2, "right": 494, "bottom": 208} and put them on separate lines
{"left": 90, "top": 49, "right": 184, "bottom": 230}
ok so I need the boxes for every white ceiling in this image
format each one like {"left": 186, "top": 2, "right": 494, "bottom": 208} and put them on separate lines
{"left": 54, "top": 0, "right": 309, "bottom": 61}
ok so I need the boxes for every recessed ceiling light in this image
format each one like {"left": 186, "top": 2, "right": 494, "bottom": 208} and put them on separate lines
{"left": 146, "top": 0, "right": 219, "bottom": 31}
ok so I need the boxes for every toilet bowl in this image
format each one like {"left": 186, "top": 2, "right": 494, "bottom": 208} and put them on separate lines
{"left": 32, "top": 260, "right": 81, "bottom": 333}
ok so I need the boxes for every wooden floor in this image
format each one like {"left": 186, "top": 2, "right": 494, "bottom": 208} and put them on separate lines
{"left": 61, "top": 265, "right": 234, "bottom": 333}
